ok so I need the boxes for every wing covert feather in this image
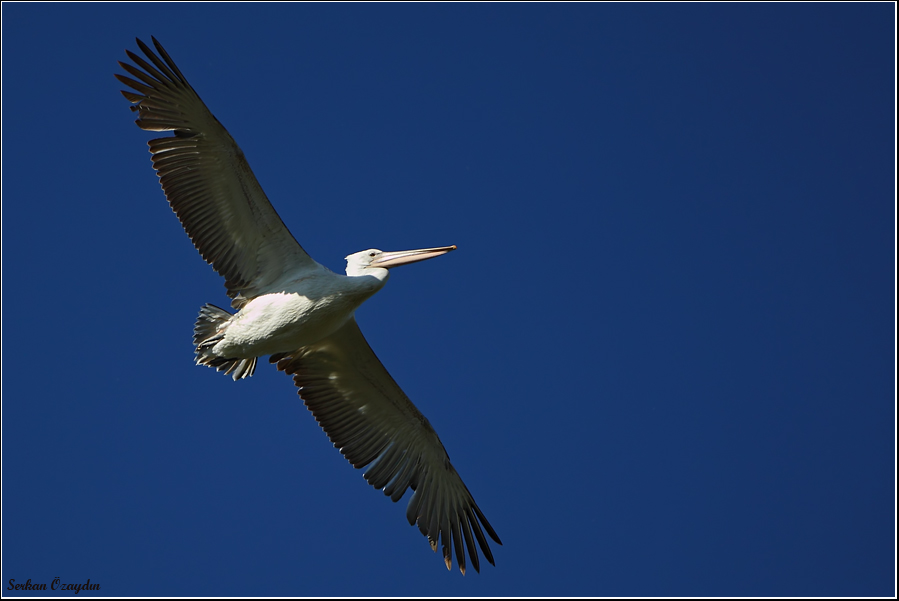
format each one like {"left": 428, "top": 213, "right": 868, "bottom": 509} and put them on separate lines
{"left": 271, "top": 319, "right": 501, "bottom": 573}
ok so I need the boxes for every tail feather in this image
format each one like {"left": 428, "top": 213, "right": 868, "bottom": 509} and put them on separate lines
{"left": 193, "top": 303, "right": 257, "bottom": 380}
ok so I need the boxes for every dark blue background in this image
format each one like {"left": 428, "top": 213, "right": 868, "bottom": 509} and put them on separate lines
{"left": 2, "top": 3, "right": 895, "bottom": 597}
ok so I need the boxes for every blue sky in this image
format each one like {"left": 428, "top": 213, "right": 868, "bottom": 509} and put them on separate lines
{"left": 1, "top": 3, "right": 895, "bottom": 597}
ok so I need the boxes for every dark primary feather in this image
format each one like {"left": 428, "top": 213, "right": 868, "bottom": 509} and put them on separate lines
{"left": 116, "top": 37, "right": 318, "bottom": 306}
{"left": 272, "top": 319, "right": 502, "bottom": 574}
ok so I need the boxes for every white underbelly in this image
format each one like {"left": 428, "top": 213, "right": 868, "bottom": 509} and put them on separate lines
{"left": 213, "top": 291, "right": 356, "bottom": 358}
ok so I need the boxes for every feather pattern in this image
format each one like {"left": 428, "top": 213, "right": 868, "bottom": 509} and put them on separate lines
{"left": 115, "top": 37, "right": 320, "bottom": 307}
{"left": 272, "top": 318, "right": 502, "bottom": 573}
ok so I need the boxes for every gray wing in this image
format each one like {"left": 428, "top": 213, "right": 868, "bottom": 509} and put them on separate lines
{"left": 270, "top": 318, "right": 501, "bottom": 574}
{"left": 116, "top": 37, "right": 320, "bottom": 306}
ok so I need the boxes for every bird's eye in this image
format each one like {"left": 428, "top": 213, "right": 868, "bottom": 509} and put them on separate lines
{"left": 369, "top": 252, "right": 376, "bottom": 257}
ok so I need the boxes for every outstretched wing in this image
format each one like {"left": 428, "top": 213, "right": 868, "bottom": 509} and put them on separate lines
{"left": 116, "top": 37, "right": 321, "bottom": 305}
{"left": 271, "top": 319, "right": 502, "bottom": 574}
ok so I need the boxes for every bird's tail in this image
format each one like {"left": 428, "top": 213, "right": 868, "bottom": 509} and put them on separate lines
{"left": 193, "top": 303, "right": 257, "bottom": 380}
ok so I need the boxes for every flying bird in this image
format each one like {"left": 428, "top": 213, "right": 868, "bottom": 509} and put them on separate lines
{"left": 116, "top": 37, "right": 501, "bottom": 574}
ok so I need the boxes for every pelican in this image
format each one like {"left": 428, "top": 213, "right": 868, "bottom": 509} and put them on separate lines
{"left": 116, "top": 37, "right": 501, "bottom": 574}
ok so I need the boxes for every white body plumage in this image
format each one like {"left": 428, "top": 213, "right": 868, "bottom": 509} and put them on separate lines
{"left": 210, "top": 267, "right": 387, "bottom": 359}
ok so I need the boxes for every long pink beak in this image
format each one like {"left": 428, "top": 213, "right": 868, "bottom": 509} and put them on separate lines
{"left": 371, "top": 245, "right": 457, "bottom": 268}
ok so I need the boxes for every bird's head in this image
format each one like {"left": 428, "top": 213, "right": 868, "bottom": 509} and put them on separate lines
{"left": 345, "top": 246, "right": 457, "bottom": 277}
